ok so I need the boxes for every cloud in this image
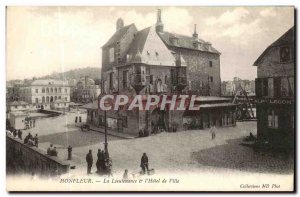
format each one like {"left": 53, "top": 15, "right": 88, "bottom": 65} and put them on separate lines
{"left": 115, "top": 7, "right": 193, "bottom": 35}
{"left": 260, "top": 8, "right": 276, "bottom": 17}
{"left": 218, "top": 19, "right": 261, "bottom": 41}
{"left": 204, "top": 7, "right": 249, "bottom": 27}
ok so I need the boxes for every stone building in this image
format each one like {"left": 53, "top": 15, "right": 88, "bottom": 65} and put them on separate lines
{"left": 253, "top": 26, "right": 294, "bottom": 149}
{"left": 18, "top": 79, "right": 71, "bottom": 110}
{"left": 92, "top": 9, "right": 236, "bottom": 136}
{"left": 72, "top": 76, "right": 101, "bottom": 103}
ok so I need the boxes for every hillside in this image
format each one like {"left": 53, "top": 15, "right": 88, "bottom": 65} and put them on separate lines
{"left": 38, "top": 67, "right": 101, "bottom": 81}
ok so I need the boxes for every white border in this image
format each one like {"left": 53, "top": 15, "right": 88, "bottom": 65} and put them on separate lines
{"left": 1, "top": 1, "right": 298, "bottom": 196}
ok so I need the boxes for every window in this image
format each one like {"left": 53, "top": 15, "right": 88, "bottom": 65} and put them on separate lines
{"left": 280, "top": 46, "right": 291, "bottom": 63}
{"left": 288, "top": 77, "right": 294, "bottom": 96}
{"left": 35, "top": 98, "right": 39, "bottom": 104}
{"left": 274, "top": 77, "right": 281, "bottom": 97}
{"left": 55, "top": 88, "right": 57, "bottom": 93}
{"left": 268, "top": 78, "right": 274, "bottom": 97}
{"left": 65, "top": 97, "right": 67, "bottom": 101}
{"left": 50, "top": 88, "right": 53, "bottom": 93}
{"left": 123, "top": 70, "right": 128, "bottom": 88}
{"left": 35, "top": 89, "right": 38, "bottom": 93}
{"left": 150, "top": 75, "right": 154, "bottom": 85}
{"left": 262, "top": 78, "right": 268, "bottom": 96}
{"left": 109, "top": 72, "right": 114, "bottom": 90}
{"left": 42, "top": 88, "right": 45, "bottom": 93}
{"left": 109, "top": 48, "right": 114, "bottom": 63}
{"left": 281, "top": 77, "right": 289, "bottom": 97}
{"left": 46, "top": 88, "right": 49, "bottom": 93}
{"left": 165, "top": 75, "right": 168, "bottom": 84}
{"left": 268, "top": 109, "right": 278, "bottom": 129}
{"left": 210, "top": 76, "right": 213, "bottom": 82}
{"left": 209, "top": 61, "right": 213, "bottom": 67}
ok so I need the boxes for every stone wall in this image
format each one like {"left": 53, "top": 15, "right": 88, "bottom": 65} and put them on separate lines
{"left": 257, "top": 46, "right": 294, "bottom": 78}
{"left": 6, "top": 135, "right": 70, "bottom": 177}
{"left": 169, "top": 46, "right": 221, "bottom": 96}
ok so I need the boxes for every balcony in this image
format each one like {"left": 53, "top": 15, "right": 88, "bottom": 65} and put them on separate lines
{"left": 130, "top": 73, "right": 147, "bottom": 93}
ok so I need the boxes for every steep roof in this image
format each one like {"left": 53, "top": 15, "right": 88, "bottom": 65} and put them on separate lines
{"left": 126, "top": 26, "right": 178, "bottom": 66}
{"left": 158, "top": 32, "right": 220, "bottom": 54}
{"left": 102, "top": 24, "right": 136, "bottom": 48}
{"left": 253, "top": 26, "right": 294, "bottom": 66}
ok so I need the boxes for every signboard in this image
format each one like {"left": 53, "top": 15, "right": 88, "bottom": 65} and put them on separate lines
{"left": 254, "top": 98, "right": 294, "bottom": 105}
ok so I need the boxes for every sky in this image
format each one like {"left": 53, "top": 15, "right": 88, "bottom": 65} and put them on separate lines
{"left": 6, "top": 6, "right": 294, "bottom": 81}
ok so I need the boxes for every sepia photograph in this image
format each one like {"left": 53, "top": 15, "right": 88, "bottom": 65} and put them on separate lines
{"left": 5, "top": 6, "right": 295, "bottom": 192}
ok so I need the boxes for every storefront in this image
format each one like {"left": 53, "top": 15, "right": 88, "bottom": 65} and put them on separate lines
{"left": 255, "top": 98, "right": 294, "bottom": 147}
{"left": 183, "top": 97, "right": 237, "bottom": 130}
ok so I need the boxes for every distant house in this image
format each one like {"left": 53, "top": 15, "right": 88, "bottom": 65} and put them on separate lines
{"left": 7, "top": 101, "right": 30, "bottom": 113}
{"left": 18, "top": 79, "right": 71, "bottom": 110}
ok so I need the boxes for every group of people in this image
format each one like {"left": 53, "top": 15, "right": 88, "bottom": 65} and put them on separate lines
{"left": 47, "top": 144, "right": 58, "bottom": 156}
{"left": 25, "top": 118, "right": 36, "bottom": 130}
{"left": 86, "top": 149, "right": 111, "bottom": 175}
{"left": 7, "top": 129, "right": 23, "bottom": 140}
{"left": 23, "top": 132, "right": 39, "bottom": 147}
{"left": 122, "top": 153, "right": 150, "bottom": 180}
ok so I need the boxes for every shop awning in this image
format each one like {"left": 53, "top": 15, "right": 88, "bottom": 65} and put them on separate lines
{"left": 80, "top": 102, "right": 98, "bottom": 109}
{"left": 199, "top": 103, "right": 238, "bottom": 108}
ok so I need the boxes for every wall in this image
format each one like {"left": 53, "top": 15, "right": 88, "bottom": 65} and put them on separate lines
{"left": 257, "top": 45, "right": 294, "bottom": 78}
{"left": 7, "top": 135, "right": 70, "bottom": 176}
{"left": 169, "top": 47, "right": 221, "bottom": 96}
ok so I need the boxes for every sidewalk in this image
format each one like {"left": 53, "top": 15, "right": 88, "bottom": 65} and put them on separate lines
{"left": 76, "top": 124, "right": 137, "bottom": 139}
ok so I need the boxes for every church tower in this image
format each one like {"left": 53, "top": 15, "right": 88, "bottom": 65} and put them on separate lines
{"left": 155, "top": 9, "right": 164, "bottom": 33}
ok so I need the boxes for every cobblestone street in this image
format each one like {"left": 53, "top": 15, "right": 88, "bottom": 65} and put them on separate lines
{"left": 20, "top": 112, "right": 293, "bottom": 177}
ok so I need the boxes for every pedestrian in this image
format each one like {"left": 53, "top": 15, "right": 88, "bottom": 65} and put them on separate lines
{"left": 17, "top": 130, "right": 22, "bottom": 140}
{"left": 13, "top": 129, "right": 17, "bottom": 138}
{"left": 29, "top": 120, "right": 32, "bottom": 128}
{"left": 210, "top": 125, "right": 216, "bottom": 140}
{"left": 47, "top": 144, "right": 54, "bottom": 155}
{"left": 96, "top": 149, "right": 102, "bottom": 173}
{"left": 86, "top": 150, "right": 93, "bottom": 174}
{"left": 68, "top": 146, "right": 72, "bottom": 160}
{"left": 34, "top": 134, "right": 38, "bottom": 147}
{"left": 140, "top": 153, "right": 149, "bottom": 174}
{"left": 52, "top": 147, "right": 58, "bottom": 156}
{"left": 123, "top": 169, "right": 129, "bottom": 180}
{"left": 28, "top": 132, "right": 33, "bottom": 141}
{"left": 32, "top": 119, "right": 35, "bottom": 128}
{"left": 100, "top": 150, "right": 106, "bottom": 171}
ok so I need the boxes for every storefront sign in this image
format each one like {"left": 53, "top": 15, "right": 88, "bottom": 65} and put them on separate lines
{"left": 254, "top": 98, "right": 294, "bottom": 105}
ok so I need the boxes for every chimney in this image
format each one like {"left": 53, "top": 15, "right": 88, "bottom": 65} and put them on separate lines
{"left": 155, "top": 9, "right": 164, "bottom": 33}
{"left": 193, "top": 24, "right": 198, "bottom": 39}
{"left": 116, "top": 18, "right": 124, "bottom": 31}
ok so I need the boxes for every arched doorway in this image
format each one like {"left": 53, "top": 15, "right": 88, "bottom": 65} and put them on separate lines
{"left": 150, "top": 108, "right": 167, "bottom": 133}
